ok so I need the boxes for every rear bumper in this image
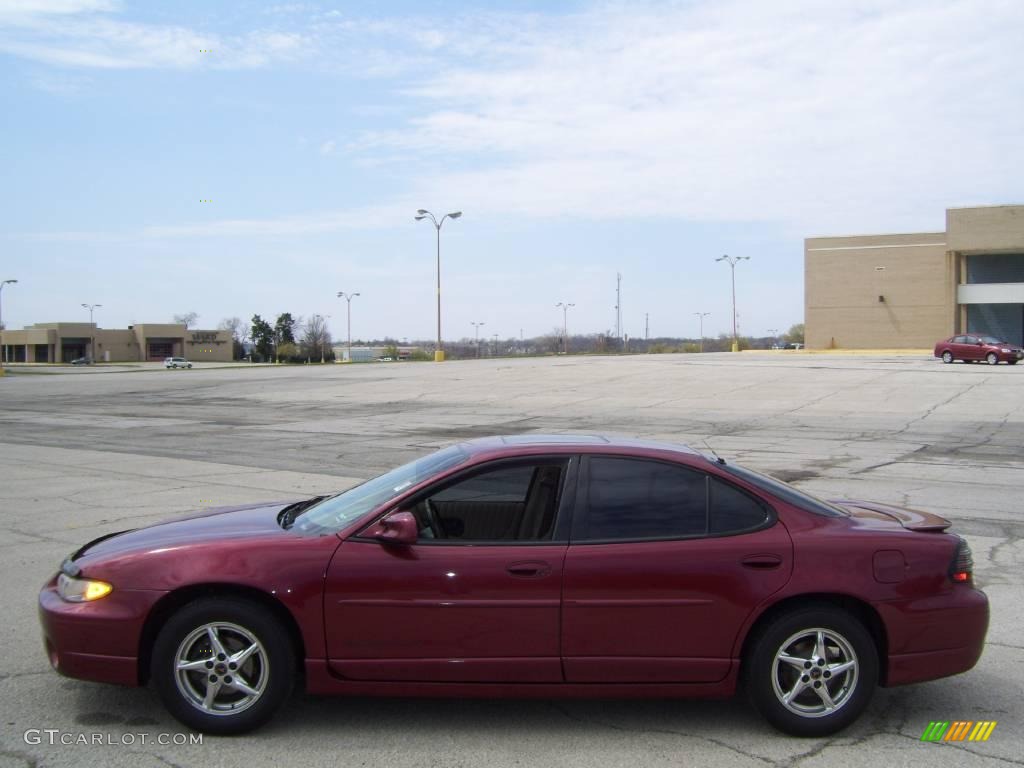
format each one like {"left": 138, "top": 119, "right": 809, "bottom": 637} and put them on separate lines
{"left": 877, "top": 586, "right": 989, "bottom": 686}
{"left": 38, "top": 577, "right": 164, "bottom": 686}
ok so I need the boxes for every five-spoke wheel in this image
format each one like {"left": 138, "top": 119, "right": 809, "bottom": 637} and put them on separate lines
{"left": 153, "top": 598, "right": 294, "bottom": 734}
{"left": 746, "top": 606, "right": 877, "bottom": 736}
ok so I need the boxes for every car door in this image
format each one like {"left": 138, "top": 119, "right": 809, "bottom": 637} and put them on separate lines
{"left": 323, "top": 457, "right": 574, "bottom": 683}
{"left": 561, "top": 455, "right": 793, "bottom": 683}
{"left": 960, "top": 335, "right": 981, "bottom": 361}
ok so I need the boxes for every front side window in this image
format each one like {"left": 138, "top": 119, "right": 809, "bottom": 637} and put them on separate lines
{"left": 413, "top": 460, "right": 568, "bottom": 542}
{"left": 576, "top": 457, "right": 707, "bottom": 541}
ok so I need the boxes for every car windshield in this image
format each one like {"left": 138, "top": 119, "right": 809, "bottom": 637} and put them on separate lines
{"left": 977, "top": 336, "right": 1005, "bottom": 344}
{"left": 291, "top": 445, "right": 470, "bottom": 534}
{"left": 718, "top": 462, "right": 848, "bottom": 517}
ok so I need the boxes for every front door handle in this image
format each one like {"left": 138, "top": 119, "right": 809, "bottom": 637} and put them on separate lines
{"left": 741, "top": 554, "right": 783, "bottom": 569}
{"left": 506, "top": 560, "right": 551, "bottom": 578}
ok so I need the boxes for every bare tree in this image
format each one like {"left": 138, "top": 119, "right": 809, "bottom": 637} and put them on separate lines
{"left": 174, "top": 312, "right": 199, "bottom": 329}
{"left": 217, "top": 316, "right": 246, "bottom": 342}
{"left": 301, "top": 314, "right": 333, "bottom": 362}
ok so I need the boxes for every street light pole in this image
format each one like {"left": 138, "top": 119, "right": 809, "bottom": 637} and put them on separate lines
{"left": 556, "top": 302, "right": 574, "bottom": 355}
{"left": 715, "top": 254, "right": 749, "bottom": 352}
{"left": 767, "top": 328, "right": 779, "bottom": 349}
{"left": 337, "top": 292, "right": 360, "bottom": 363}
{"left": 81, "top": 303, "right": 102, "bottom": 363}
{"left": 471, "top": 321, "right": 485, "bottom": 358}
{"left": 0, "top": 279, "right": 17, "bottom": 369}
{"left": 693, "top": 311, "right": 710, "bottom": 353}
{"left": 415, "top": 209, "right": 462, "bottom": 362}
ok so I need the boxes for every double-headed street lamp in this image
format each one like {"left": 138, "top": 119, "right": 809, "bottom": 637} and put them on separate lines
{"left": 0, "top": 279, "right": 17, "bottom": 369}
{"left": 471, "top": 321, "right": 485, "bottom": 358}
{"left": 415, "top": 209, "right": 462, "bottom": 362}
{"left": 693, "top": 311, "right": 710, "bottom": 353}
{"left": 82, "top": 303, "right": 102, "bottom": 362}
{"left": 715, "top": 254, "right": 749, "bottom": 352}
{"left": 556, "top": 302, "right": 575, "bottom": 355}
{"left": 337, "top": 291, "right": 360, "bottom": 363}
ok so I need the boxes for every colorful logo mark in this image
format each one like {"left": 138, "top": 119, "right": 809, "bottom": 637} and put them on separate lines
{"left": 921, "top": 721, "right": 997, "bottom": 742}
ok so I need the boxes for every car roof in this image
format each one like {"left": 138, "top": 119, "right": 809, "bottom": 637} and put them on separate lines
{"left": 457, "top": 434, "right": 706, "bottom": 460}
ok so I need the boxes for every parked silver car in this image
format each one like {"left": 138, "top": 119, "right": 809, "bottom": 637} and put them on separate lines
{"left": 164, "top": 357, "right": 192, "bottom": 369}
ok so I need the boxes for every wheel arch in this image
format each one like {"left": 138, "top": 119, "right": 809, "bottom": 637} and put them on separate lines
{"left": 738, "top": 593, "right": 889, "bottom": 685}
{"left": 137, "top": 583, "right": 306, "bottom": 686}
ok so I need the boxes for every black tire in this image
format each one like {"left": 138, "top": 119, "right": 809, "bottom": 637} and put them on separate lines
{"left": 1009, "top": 360, "right": 1018, "bottom": 365}
{"left": 187, "top": 364, "right": 193, "bottom": 369}
{"left": 151, "top": 598, "right": 295, "bottom": 735}
{"left": 745, "top": 605, "right": 878, "bottom": 737}
{"left": 941, "top": 351, "right": 953, "bottom": 364}
{"left": 986, "top": 353, "right": 999, "bottom": 365}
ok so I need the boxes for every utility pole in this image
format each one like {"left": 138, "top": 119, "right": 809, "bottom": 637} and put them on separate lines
{"left": 0, "top": 279, "right": 17, "bottom": 370}
{"left": 645, "top": 312, "right": 649, "bottom": 341}
{"left": 693, "top": 312, "right": 710, "bottom": 353}
{"left": 614, "top": 272, "right": 622, "bottom": 344}
{"left": 716, "top": 254, "right": 749, "bottom": 352}
{"left": 81, "top": 303, "right": 102, "bottom": 362}
{"left": 471, "top": 321, "right": 485, "bottom": 358}
{"left": 415, "top": 209, "right": 462, "bottom": 361}
{"left": 556, "top": 302, "right": 574, "bottom": 355}
{"left": 337, "top": 291, "right": 360, "bottom": 362}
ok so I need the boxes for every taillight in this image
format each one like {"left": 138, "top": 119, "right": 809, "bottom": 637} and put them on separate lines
{"left": 950, "top": 536, "right": 974, "bottom": 584}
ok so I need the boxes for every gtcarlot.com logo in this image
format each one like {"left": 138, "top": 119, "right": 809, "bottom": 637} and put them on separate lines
{"left": 921, "top": 721, "right": 997, "bottom": 742}
{"left": 24, "top": 730, "right": 203, "bottom": 746}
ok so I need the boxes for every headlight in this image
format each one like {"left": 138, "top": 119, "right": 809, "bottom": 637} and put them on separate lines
{"left": 1001, "top": 348, "right": 1011, "bottom": 353}
{"left": 57, "top": 573, "right": 113, "bottom": 602}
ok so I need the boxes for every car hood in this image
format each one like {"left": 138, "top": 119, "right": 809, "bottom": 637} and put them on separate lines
{"left": 69, "top": 501, "right": 299, "bottom": 564}
{"left": 831, "top": 499, "right": 951, "bottom": 532}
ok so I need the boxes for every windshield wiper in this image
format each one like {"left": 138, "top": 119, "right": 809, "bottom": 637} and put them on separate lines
{"left": 277, "top": 496, "right": 329, "bottom": 529}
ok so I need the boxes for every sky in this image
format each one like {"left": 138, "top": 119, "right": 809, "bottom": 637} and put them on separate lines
{"left": 1, "top": 0, "right": 1022, "bottom": 343}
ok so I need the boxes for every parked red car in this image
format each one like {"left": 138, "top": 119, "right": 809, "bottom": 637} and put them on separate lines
{"left": 934, "top": 334, "right": 1023, "bottom": 364}
{"left": 39, "top": 436, "right": 988, "bottom": 737}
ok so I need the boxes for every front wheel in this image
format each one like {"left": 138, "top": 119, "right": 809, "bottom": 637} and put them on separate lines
{"left": 746, "top": 606, "right": 878, "bottom": 737}
{"left": 986, "top": 353, "right": 999, "bottom": 365}
{"left": 151, "top": 598, "right": 295, "bottom": 734}
{"left": 187, "top": 364, "right": 193, "bottom": 369}
{"left": 941, "top": 351, "right": 953, "bottom": 364}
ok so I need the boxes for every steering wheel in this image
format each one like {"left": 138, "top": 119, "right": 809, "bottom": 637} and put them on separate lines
{"left": 422, "top": 498, "right": 445, "bottom": 539}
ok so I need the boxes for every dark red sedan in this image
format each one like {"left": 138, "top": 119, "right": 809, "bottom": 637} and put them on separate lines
{"left": 934, "top": 334, "right": 1023, "bottom": 364}
{"left": 39, "top": 436, "right": 988, "bottom": 737}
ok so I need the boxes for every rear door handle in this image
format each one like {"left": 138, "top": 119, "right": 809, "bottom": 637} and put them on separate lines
{"left": 741, "top": 554, "right": 783, "bottom": 569}
{"left": 506, "top": 560, "right": 552, "bottom": 578}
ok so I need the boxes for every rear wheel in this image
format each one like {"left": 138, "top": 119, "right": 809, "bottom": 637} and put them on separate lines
{"left": 152, "top": 598, "right": 294, "bottom": 734}
{"left": 746, "top": 606, "right": 877, "bottom": 737}
{"left": 986, "top": 353, "right": 999, "bottom": 365}
{"left": 941, "top": 351, "right": 953, "bottom": 364}
{"left": 1010, "top": 360, "right": 1018, "bottom": 365}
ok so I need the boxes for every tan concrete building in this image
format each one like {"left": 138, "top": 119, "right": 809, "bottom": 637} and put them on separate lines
{"left": 0, "top": 322, "right": 233, "bottom": 363}
{"left": 806, "top": 204, "right": 1024, "bottom": 349}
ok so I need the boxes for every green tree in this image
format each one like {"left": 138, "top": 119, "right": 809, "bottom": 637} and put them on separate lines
{"left": 784, "top": 323, "right": 805, "bottom": 344}
{"left": 250, "top": 315, "right": 274, "bottom": 361}
{"left": 275, "top": 313, "right": 297, "bottom": 344}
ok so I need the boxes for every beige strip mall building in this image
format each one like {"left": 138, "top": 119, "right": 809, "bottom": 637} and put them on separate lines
{"left": 805, "top": 204, "right": 1024, "bottom": 349}
{"left": 0, "top": 323, "right": 232, "bottom": 363}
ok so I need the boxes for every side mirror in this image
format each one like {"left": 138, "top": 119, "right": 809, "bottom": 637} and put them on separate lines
{"left": 369, "top": 511, "right": 418, "bottom": 546}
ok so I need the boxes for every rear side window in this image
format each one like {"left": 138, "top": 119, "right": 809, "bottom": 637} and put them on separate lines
{"left": 709, "top": 477, "right": 769, "bottom": 533}
{"left": 578, "top": 457, "right": 707, "bottom": 541}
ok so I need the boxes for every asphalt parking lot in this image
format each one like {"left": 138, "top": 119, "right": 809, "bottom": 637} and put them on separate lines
{"left": 1, "top": 353, "right": 1021, "bottom": 767}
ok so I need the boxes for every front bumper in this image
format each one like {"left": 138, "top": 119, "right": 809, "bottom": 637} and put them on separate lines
{"left": 38, "top": 576, "right": 165, "bottom": 686}
{"left": 877, "top": 586, "right": 989, "bottom": 686}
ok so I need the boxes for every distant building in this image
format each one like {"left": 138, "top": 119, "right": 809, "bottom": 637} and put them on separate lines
{"left": 0, "top": 322, "right": 233, "bottom": 363}
{"left": 806, "top": 204, "right": 1024, "bottom": 348}
{"left": 332, "top": 345, "right": 420, "bottom": 362}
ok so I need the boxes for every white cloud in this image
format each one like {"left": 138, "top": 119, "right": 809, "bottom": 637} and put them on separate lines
{"left": 362, "top": 0, "right": 1024, "bottom": 233}
{"left": 319, "top": 139, "right": 336, "bottom": 155}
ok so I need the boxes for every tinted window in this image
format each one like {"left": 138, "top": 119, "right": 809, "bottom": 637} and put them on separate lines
{"left": 579, "top": 457, "right": 707, "bottom": 541}
{"left": 709, "top": 477, "right": 768, "bottom": 533}
{"left": 952, "top": 336, "right": 966, "bottom": 343}
{"left": 433, "top": 465, "right": 534, "bottom": 503}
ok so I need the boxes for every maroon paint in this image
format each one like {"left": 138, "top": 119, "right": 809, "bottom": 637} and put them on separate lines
{"left": 39, "top": 436, "right": 989, "bottom": 703}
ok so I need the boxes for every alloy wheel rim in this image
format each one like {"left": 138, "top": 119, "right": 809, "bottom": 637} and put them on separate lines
{"left": 174, "top": 621, "right": 268, "bottom": 716}
{"left": 771, "top": 627, "right": 859, "bottom": 718}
